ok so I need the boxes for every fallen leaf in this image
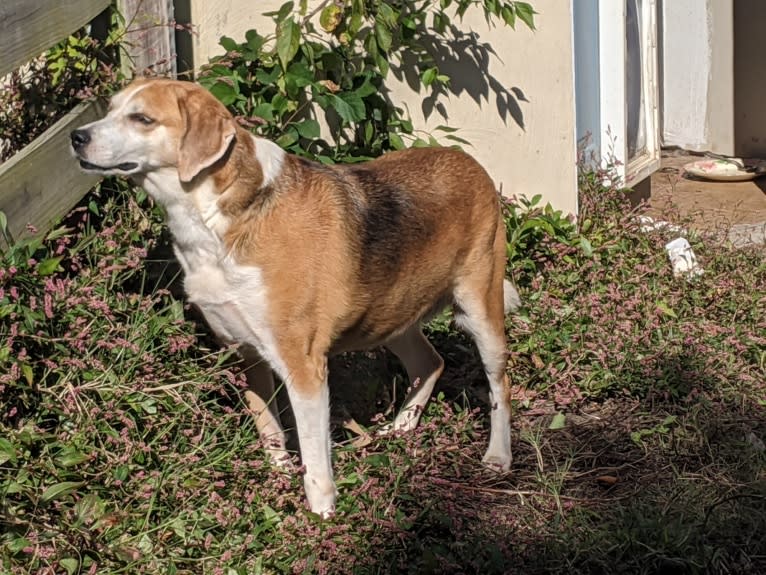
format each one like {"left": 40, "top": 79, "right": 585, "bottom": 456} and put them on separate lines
{"left": 596, "top": 475, "right": 618, "bottom": 486}
{"left": 343, "top": 418, "right": 373, "bottom": 448}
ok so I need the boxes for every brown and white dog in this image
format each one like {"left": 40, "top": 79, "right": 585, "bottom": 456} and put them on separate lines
{"left": 71, "top": 78, "right": 520, "bottom": 516}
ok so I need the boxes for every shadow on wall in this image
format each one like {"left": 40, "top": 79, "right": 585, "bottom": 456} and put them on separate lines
{"left": 392, "top": 24, "right": 528, "bottom": 130}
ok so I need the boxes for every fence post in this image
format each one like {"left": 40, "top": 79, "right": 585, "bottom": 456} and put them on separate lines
{"left": 116, "top": 0, "right": 176, "bottom": 78}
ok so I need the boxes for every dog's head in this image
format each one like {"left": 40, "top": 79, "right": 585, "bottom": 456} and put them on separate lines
{"left": 70, "top": 78, "right": 237, "bottom": 183}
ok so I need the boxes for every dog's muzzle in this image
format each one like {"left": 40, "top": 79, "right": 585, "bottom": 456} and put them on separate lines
{"left": 70, "top": 128, "right": 139, "bottom": 173}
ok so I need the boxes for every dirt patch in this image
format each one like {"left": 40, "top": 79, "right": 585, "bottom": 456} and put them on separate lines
{"left": 646, "top": 150, "right": 766, "bottom": 233}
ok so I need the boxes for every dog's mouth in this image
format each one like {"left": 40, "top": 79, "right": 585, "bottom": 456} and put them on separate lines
{"left": 79, "top": 160, "right": 139, "bottom": 173}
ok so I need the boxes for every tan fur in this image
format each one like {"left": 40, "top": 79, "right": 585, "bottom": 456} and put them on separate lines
{"left": 71, "top": 79, "right": 516, "bottom": 516}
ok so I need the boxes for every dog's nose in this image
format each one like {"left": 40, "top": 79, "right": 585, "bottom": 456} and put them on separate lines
{"left": 70, "top": 129, "right": 90, "bottom": 151}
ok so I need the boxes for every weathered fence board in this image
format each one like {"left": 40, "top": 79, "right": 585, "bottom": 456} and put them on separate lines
{"left": 0, "top": 0, "right": 111, "bottom": 78}
{"left": 118, "top": 0, "right": 176, "bottom": 76}
{"left": 0, "top": 101, "right": 105, "bottom": 241}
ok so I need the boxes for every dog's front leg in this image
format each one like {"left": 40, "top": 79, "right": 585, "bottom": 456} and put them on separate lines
{"left": 239, "top": 344, "right": 289, "bottom": 467}
{"left": 284, "top": 354, "right": 336, "bottom": 517}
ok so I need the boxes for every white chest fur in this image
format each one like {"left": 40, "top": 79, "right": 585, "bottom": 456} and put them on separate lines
{"left": 138, "top": 156, "right": 288, "bottom": 381}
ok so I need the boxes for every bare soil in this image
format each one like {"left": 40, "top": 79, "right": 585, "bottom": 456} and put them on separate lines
{"left": 646, "top": 149, "right": 766, "bottom": 234}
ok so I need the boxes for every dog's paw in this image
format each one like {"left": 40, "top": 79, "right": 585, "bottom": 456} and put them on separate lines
{"left": 481, "top": 452, "right": 512, "bottom": 473}
{"left": 377, "top": 408, "right": 422, "bottom": 436}
{"left": 305, "top": 481, "right": 337, "bottom": 519}
{"left": 266, "top": 448, "right": 295, "bottom": 471}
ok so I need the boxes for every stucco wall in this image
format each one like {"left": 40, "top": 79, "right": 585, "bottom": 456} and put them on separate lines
{"left": 661, "top": 0, "right": 733, "bottom": 155}
{"left": 179, "top": 0, "right": 577, "bottom": 214}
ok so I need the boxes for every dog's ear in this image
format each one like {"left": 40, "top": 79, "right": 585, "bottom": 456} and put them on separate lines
{"left": 177, "top": 89, "right": 236, "bottom": 183}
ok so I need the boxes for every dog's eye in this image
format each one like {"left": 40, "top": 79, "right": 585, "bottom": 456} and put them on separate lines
{"left": 129, "top": 113, "right": 155, "bottom": 126}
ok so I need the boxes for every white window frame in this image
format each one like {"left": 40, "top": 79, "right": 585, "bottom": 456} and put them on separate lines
{"left": 576, "top": 0, "right": 661, "bottom": 187}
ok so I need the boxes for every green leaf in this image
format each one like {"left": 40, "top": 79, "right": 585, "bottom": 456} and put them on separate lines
{"left": 348, "top": 12, "right": 363, "bottom": 35}
{"left": 320, "top": 4, "right": 343, "bottom": 32}
{"left": 287, "top": 61, "right": 314, "bottom": 86}
{"left": 275, "top": 129, "right": 299, "bottom": 149}
{"left": 266, "top": 1, "right": 294, "bottom": 23}
{"left": 444, "top": 133, "right": 472, "bottom": 146}
{"left": 46, "top": 225, "right": 71, "bottom": 241}
{"left": 59, "top": 558, "right": 79, "bottom": 575}
{"left": 501, "top": 6, "right": 516, "bottom": 28}
{"left": 336, "top": 472, "right": 362, "bottom": 487}
{"left": 41, "top": 481, "right": 85, "bottom": 503}
{"left": 549, "top": 412, "right": 566, "bottom": 430}
{"left": 375, "top": 19, "right": 393, "bottom": 52}
{"left": 0, "top": 211, "right": 8, "bottom": 233}
{"left": 169, "top": 299, "right": 184, "bottom": 322}
{"left": 375, "top": 52, "right": 390, "bottom": 77}
{"left": 140, "top": 399, "right": 157, "bottom": 415}
{"left": 295, "top": 119, "right": 320, "bottom": 138}
{"left": 6, "top": 481, "right": 25, "bottom": 494}
{"left": 262, "top": 504, "right": 282, "bottom": 526}
{"left": 0, "top": 438, "right": 17, "bottom": 465}
{"left": 245, "top": 29, "right": 266, "bottom": 53}
{"left": 208, "top": 80, "right": 239, "bottom": 106}
{"left": 433, "top": 11, "right": 449, "bottom": 33}
{"left": 56, "top": 447, "right": 88, "bottom": 468}
{"left": 355, "top": 77, "right": 377, "bottom": 98}
{"left": 252, "top": 102, "right": 275, "bottom": 121}
{"left": 515, "top": 2, "right": 537, "bottom": 30}
{"left": 37, "top": 256, "right": 62, "bottom": 276}
{"left": 656, "top": 300, "right": 677, "bottom": 318}
{"left": 276, "top": 18, "right": 301, "bottom": 69}
{"left": 330, "top": 93, "right": 366, "bottom": 123}
{"left": 255, "top": 66, "right": 280, "bottom": 85}
{"left": 6, "top": 537, "right": 31, "bottom": 554}
{"left": 579, "top": 236, "right": 593, "bottom": 257}
{"left": 21, "top": 364, "right": 33, "bottom": 385}
{"left": 364, "top": 453, "right": 390, "bottom": 467}
{"left": 220, "top": 35, "right": 239, "bottom": 52}
{"left": 377, "top": 3, "right": 398, "bottom": 27}
{"left": 421, "top": 67, "right": 437, "bottom": 87}
{"left": 389, "top": 132, "right": 405, "bottom": 150}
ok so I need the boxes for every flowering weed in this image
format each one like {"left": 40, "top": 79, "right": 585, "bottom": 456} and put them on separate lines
{"left": 1, "top": 170, "right": 764, "bottom": 574}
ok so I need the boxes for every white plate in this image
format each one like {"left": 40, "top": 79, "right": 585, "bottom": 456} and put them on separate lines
{"left": 683, "top": 159, "right": 760, "bottom": 182}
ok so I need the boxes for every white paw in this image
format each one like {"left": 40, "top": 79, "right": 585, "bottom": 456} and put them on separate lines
{"left": 481, "top": 451, "right": 512, "bottom": 472}
{"left": 305, "top": 480, "right": 337, "bottom": 519}
{"left": 266, "top": 448, "right": 294, "bottom": 470}
{"left": 377, "top": 409, "right": 421, "bottom": 436}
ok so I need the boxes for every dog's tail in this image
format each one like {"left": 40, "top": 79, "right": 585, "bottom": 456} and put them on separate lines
{"left": 504, "top": 279, "right": 522, "bottom": 314}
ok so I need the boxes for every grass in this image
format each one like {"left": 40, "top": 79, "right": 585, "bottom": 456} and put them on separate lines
{"left": 1, "top": 169, "right": 765, "bottom": 574}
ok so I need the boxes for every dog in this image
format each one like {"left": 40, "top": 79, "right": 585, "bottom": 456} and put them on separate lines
{"left": 71, "top": 78, "right": 520, "bottom": 517}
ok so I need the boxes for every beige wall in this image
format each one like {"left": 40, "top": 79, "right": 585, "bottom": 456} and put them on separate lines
{"left": 181, "top": 0, "right": 578, "bottom": 214}
{"left": 661, "top": 0, "right": 734, "bottom": 155}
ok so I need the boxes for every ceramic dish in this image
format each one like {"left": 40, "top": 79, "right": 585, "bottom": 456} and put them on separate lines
{"left": 683, "top": 159, "right": 761, "bottom": 182}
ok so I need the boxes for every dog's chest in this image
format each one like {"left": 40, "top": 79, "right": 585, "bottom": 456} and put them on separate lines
{"left": 165, "top": 200, "right": 283, "bottom": 372}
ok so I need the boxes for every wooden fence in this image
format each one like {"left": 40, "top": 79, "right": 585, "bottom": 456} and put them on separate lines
{"left": 0, "top": 0, "right": 173, "bottom": 243}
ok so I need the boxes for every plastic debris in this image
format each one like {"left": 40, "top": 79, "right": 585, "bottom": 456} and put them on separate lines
{"left": 665, "top": 237, "right": 704, "bottom": 277}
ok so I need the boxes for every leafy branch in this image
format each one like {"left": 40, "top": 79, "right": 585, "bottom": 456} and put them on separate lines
{"left": 198, "top": 0, "right": 535, "bottom": 163}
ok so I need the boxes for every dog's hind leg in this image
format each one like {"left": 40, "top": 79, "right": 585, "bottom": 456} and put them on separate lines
{"left": 452, "top": 228, "right": 513, "bottom": 471}
{"left": 240, "top": 345, "right": 289, "bottom": 467}
{"left": 383, "top": 324, "right": 445, "bottom": 433}
{"left": 453, "top": 286, "right": 512, "bottom": 471}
